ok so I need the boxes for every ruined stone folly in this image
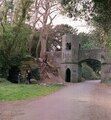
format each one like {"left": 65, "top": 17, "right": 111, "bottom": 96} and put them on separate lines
{"left": 47, "top": 34, "right": 111, "bottom": 83}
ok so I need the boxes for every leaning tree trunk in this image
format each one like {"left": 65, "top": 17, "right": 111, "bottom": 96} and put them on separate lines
{"left": 36, "top": 30, "right": 47, "bottom": 59}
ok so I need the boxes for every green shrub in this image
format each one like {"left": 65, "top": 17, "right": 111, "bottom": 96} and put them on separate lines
{"left": 20, "top": 58, "right": 40, "bottom": 81}
{"left": 0, "top": 78, "right": 11, "bottom": 84}
{"left": 81, "top": 63, "right": 99, "bottom": 80}
{"left": 31, "top": 68, "right": 40, "bottom": 80}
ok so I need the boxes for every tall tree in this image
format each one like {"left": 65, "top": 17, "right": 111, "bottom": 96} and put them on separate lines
{"left": 60, "top": 0, "right": 111, "bottom": 48}
{"left": 0, "top": 0, "right": 32, "bottom": 77}
{"left": 28, "top": 0, "right": 61, "bottom": 58}
{"left": 47, "top": 24, "right": 77, "bottom": 51}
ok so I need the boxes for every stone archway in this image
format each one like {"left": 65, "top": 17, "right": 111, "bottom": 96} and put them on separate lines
{"left": 65, "top": 68, "right": 71, "bottom": 82}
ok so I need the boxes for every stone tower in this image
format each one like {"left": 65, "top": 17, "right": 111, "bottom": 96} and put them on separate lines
{"left": 61, "top": 34, "right": 79, "bottom": 83}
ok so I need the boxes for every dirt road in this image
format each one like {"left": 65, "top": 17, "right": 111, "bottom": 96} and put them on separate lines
{"left": 1, "top": 80, "right": 111, "bottom": 120}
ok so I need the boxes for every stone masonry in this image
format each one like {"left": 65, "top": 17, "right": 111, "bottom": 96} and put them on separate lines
{"left": 61, "top": 34, "right": 111, "bottom": 83}
{"left": 47, "top": 34, "right": 111, "bottom": 83}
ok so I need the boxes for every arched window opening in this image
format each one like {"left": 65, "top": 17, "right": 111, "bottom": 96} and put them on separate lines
{"left": 66, "top": 43, "right": 71, "bottom": 50}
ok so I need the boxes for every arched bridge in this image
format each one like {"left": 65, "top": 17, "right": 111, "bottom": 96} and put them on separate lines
{"left": 79, "top": 49, "right": 103, "bottom": 62}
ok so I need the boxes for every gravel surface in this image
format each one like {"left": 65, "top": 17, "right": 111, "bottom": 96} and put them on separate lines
{"left": 1, "top": 80, "right": 111, "bottom": 120}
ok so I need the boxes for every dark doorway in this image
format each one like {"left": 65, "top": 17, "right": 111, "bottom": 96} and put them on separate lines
{"left": 65, "top": 68, "right": 71, "bottom": 82}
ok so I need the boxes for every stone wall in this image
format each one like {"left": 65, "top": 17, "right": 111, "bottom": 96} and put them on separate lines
{"left": 79, "top": 49, "right": 102, "bottom": 62}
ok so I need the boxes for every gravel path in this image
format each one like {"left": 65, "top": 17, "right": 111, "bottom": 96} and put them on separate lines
{"left": 1, "top": 80, "right": 111, "bottom": 120}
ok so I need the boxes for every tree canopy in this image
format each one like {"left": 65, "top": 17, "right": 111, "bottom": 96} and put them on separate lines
{"left": 60, "top": 0, "right": 111, "bottom": 47}
{"left": 47, "top": 24, "right": 77, "bottom": 51}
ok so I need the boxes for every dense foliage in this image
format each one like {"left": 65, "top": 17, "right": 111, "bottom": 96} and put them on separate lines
{"left": 80, "top": 63, "right": 99, "bottom": 80}
{"left": 78, "top": 31, "right": 101, "bottom": 49}
{"left": 60, "top": 0, "right": 111, "bottom": 48}
{"left": 47, "top": 24, "right": 77, "bottom": 51}
{"left": 0, "top": 0, "right": 32, "bottom": 78}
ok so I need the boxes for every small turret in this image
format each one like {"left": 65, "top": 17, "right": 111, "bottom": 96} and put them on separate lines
{"left": 61, "top": 34, "right": 79, "bottom": 83}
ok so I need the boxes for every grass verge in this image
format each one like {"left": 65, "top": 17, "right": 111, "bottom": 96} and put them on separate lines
{"left": 0, "top": 78, "right": 63, "bottom": 101}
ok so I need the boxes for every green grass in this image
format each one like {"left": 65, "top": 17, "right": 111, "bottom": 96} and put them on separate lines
{"left": 0, "top": 78, "right": 63, "bottom": 101}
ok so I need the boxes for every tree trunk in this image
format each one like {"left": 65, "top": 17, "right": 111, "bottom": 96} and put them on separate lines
{"left": 102, "top": 31, "right": 108, "bottom": 49}
{"left": 36, "top": 37, "right": 41, "bottom": 59}
{"left": 28, "top": 31, "right": 35, "bottom": 54}
{"left": 40, "top": 37, "right": 47, "bottom": 58}
{"left": 36, "top": 30, "right": 47, "bottom": 59}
